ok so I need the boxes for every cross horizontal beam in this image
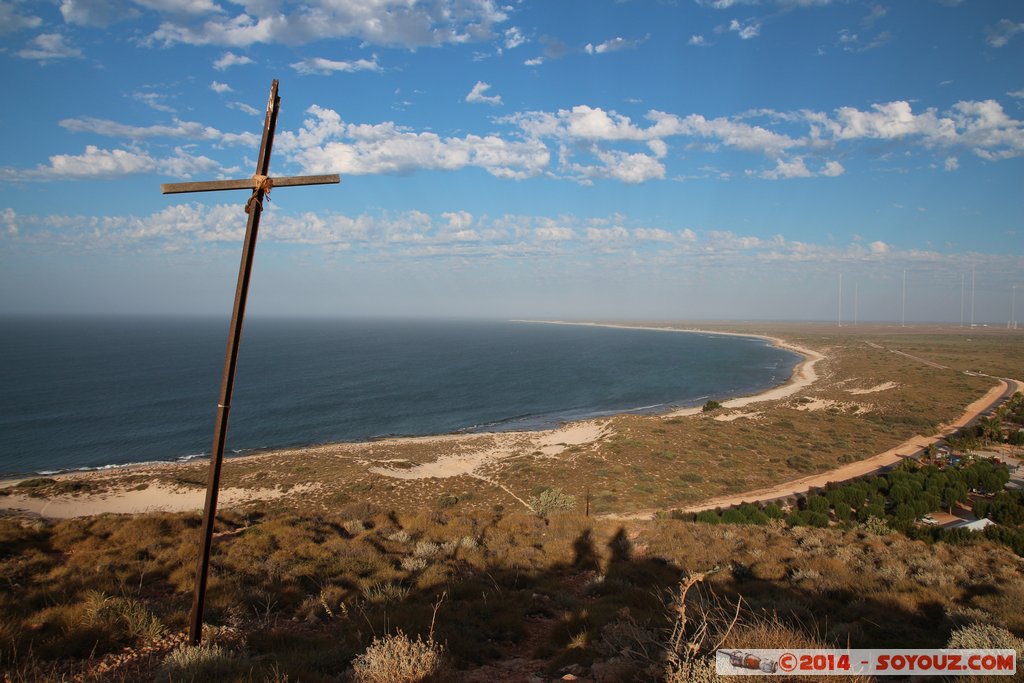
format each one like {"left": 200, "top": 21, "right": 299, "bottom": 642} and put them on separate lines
{"left": 161, "top": 174, "right": 339, "bottom": 195}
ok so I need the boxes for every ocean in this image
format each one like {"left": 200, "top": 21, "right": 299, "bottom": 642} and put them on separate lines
{"left": 0, "top": 318, "right": 798, "bottom": 476}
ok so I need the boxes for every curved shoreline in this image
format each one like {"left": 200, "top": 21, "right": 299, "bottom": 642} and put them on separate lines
{"left": 0, "top": 323, "right": 825, "bottom": 518}
{"left": 513, "top": 320, "right": 822, "bottom": 416}
{"left": 1, "top": 322, "right": 814, "bottom": 484}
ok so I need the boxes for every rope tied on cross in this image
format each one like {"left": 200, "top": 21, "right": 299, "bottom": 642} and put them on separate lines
{"left": 244, "top": 174, "right": 274, "bottom": 214}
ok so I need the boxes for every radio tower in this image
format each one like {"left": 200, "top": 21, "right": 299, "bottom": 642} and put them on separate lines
{"left": 960, "top": 273, "right": 965, "bottom": 328}
{"left": 901, "top": 269, "right": 906, "bottom": 327}
{"left": 838, "top": 273, "right": 842, "bottom": 327}
{"left": 971, "top": 265, "right": 976, "bottom": 328}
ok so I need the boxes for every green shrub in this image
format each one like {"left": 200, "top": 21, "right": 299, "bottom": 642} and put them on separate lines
{"left": 695, "top": 511, "right": 720, "bottom": 525}
{"left": 530, "top": 488, "right": 576, "bottom": 517}
{"left": 437, "top": 493, "right": 459, "bottom": 509}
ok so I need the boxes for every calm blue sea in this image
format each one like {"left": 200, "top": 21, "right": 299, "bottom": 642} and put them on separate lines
{"left": 0, "top": 318, "right": 798, "bottom": 476}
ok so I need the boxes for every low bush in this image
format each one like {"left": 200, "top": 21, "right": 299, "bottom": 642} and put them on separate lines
{"left": 351, "top": 631, "right": 451, "bottom": 683}
{"left": 530, "top": 488, "right": 576, "bottom": 517}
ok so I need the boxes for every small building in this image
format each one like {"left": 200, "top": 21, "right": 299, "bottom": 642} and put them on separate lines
{"left": 950, "top": 518, "right": 995, "bottom": 532}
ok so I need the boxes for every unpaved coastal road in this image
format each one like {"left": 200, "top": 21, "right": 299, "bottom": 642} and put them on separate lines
{"left": 663, "top": 376, "right": 1021, "bottom": 515}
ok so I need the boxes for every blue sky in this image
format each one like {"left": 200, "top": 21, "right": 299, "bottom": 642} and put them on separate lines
{"left": 1, "top": 0, "right": 1022, "bottom": 322}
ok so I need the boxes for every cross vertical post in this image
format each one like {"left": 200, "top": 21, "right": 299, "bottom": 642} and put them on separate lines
{"left": 188, "top": 78, "right": 279, "bottom": 646}
{"left": 158, "top": 79, "right": 338, "bottom": 646}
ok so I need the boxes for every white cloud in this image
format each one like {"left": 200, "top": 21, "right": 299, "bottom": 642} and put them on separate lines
{"left": 688, "top": 35, "right": 707, "bottom": 46}
{"left": 755, "top": 157, "right": 843, "bottom": 180}
{"left": 291, "top": 56, "right": 381, "bottom": 76}
{"left": 210, "top": 81, "right": 233, "bottom": 93}
{"left": 1, "top": 145, "right": 221, "bottom": 181}
{"left": 228, "top": 101, "right": 261, "bottom": 116}
{"left": 584, "top": 36, "right": 646, "bottom": 54}
{"left": 837, "top": 28, "right": 892, "bottom": 52}
{"left": 758, "top": 157, "right": 813, "bottom": 180}
{"left": 728, "top": 19, "right": 761, "bottom": 40}
{"left": 821, "top": 160, "right": 845, "bottom": 176}
{"left": 863, "top": 4, "right": 887, "bottom": 25}
{"left": 563, "top": 106, "right": 646, "bottom": 140}
{"left": 647, "top": 139, "right": 668, "bottom": 158}
{"left": 441, "top": 211, "right": 474, "bottom": 230}
{"left": 634, "top": 228, "right": 674, "bottom": 242}
{"left": 944, "top": 156, "right": 959, "bottom": 171}
{"left": 869, "top": 240, "right": 889, "bottom": 254}
{"left": 465, "top": 81, "right": 503, "bottom": 106}
{"left": 524, "top": 57, "right": 544, "bottom": 66}
{"left": 58, "top": 0, "right": 135, "bottom": 27}
{"left": 134, "top": 0, "right": 221, "bottom": 15}
{"left": 504, "top": 26, "right": 526, "bottom": 49}
{"left": 279, "top": 106, "right": 549, "bottom": 180}
{"left": 813, "top": 99, "right": 1024, "bottom": 160}
{"left": 949, "top": 100, "right": 1024, "bottom": 160}
{"left": 290, "top": 56, "right": 382, "bottom": 76}
{"left": 586, "top": 226, "right": 631, "bottom": 242}
{"left": 2, "top": 208, "right": 17, "bottom": 236}
{"left": 568, "top": 149, "right": 665, "bottom": 184}
{"left": 1008, "top": 89, "right": 1024, "bottom": 99}
{"left": 599, "top": 150, "right": 665, "bottom": 183}
{"left": 828, "top": 101, "right": 949, "bottom": 140}
{"left": 149, "top": 0, "right": 509, "bottom": 49}
{"left": 0, "top": 1, "right": 41, "bottom": 34}
{"left": 131, "top": 91, "right": 176, "bottom": 113}
{"left": 645, "top": 111, "right": 801, "bottom": 154}
{"left": 59, "top": 116, "right": 257, "bottom": 147}
{"left": 699, "top": 0, "right": 837, "bottom": 6}
{"left": 534, "top": 226, "right": 575, "bottom": 241}
{"left": 213, "top": 51, "right": 254, "bottom": 70}
{"left": 986, "top": 19, "right": 1024, "bottom": 48}
{"left": 16, "top": 33, "right": 82, "bottom": 61}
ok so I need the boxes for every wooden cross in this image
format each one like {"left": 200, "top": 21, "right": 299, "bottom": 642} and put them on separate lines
{"left": 160, "top": 79, "right": 338, "bottom": 646}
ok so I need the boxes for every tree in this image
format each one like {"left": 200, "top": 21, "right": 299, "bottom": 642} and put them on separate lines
{"left": 941, "top": 483, "right": 968, "bottom": 514}
{"left": 976, "top": 416, "right": 1003, "bottom": 445}
{"left": 807, "top": 495, "right": 829, "bottom": 513}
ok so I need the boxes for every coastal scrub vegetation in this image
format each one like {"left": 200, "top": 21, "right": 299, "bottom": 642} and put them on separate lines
{"left": 3, "top": 503, "right": 1024, "bottom": 681}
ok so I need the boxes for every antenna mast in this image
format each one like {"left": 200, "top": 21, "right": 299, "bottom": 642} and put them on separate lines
{"left": 971, "top": 265, "right": 976, "bottom": 328}
{"left": 838, "top": 273, "right": 842, "bottom": 327}
{"left": 960, "top": 273, "right": 964, "bottom": 328}
{"left": 901, "top": 269, "right": 906, "bottom": 327}
{"left": 854, "top": 282, "right": 858, "bottom": 326}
